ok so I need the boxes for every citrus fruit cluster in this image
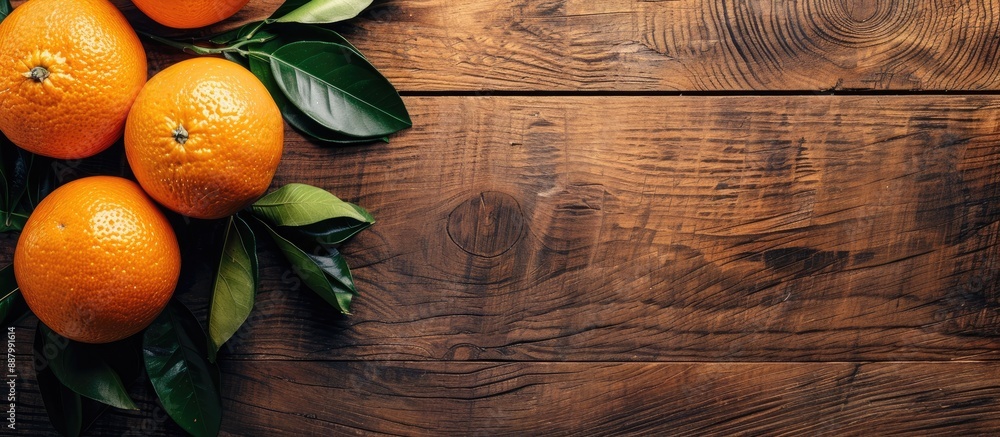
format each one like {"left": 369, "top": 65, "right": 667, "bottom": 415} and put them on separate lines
{"left": 0, "top": 0, "right": 283, "bottom": 343}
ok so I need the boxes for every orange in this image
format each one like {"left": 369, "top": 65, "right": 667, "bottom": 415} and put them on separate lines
{"left": 14, "top": 176, "right": 181, "bottom": 344}
{"left": 125, "top": 57, "right": 283, "bottom": 220}
{"left": 0, "top": 0, "right": 147, "bottom": 159}
{"left": 131, "top": 0, "right": 250, "bottom": 29}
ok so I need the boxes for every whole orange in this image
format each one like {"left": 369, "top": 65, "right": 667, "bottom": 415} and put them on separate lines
{"left": 131, "top": 0, "right": 250, "bottom": 29}
{"left": 0, "top": 0, "right": 147, "bottom": 159}
{"left": 125, "top": 57, "right": 283, "bottom": 220}
{"left": 14, "top": 176, "right": 181, "bottom": 344}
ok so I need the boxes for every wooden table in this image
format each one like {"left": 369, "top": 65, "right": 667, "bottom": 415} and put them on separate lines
{"left": 12, "top": 0, "right": 1000, "bottom": 435}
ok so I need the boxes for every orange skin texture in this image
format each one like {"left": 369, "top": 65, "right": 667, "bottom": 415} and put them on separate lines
{"left": 0, "top": 0, "right": 147, "bottom": 159}
{"left": 14, "top": 176, "right": 181, "bottom": 344}
{"left": 131, "top": 0, "right": 250, "bottom": 29}
{"left": 125, "top": 57, "right": 284, "bottom": 220}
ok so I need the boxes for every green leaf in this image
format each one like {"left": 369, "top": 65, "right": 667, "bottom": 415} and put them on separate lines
{"left": 40, "top": 324, "right": 138, "bottom": 410}
{"left": 208, "top": 214, "right": 258, "bottom": 362}
{"left": 34, "top": 325, "right": 84, "bottom": 437}
{"left": 307, "top": 245, "right": 357, "bottom": 299}
{"left": 0, "top": 264, "right": 27, "bottom": 328}
{"left": 267, "top": 41, "right": 411, "bottom": 137}
{"left": 279, "top": 216, "right": 374, "bottom": 248}
{"left": 250, "top": 53, "right": 382, "bottom": 144}
{"left": 244, "top": 27, "right": 388, "bottom": 144}
{"left": 252, "top": 183, "right": 374, "bottom": 227}
{"left": 254, "top": 218, "right": 356, "bottom": 313}
{"left": 0, "top": 0, "right": 11, "bottom": 22}
{"left": 249, "top": 46, "right": 372, "bottom": 144}
{"left": 144, "top": 301, "right": 223, "bottom": 437}
{"left": 273, "top": 0, "right": 373, "bottom": 24}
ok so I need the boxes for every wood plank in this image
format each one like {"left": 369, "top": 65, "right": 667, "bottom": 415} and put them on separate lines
{"left": 1, "top": 96, "right": 998, "bottom": 363}
{"left": 12, "top": 360, "right": 1000, "bottom": 435}
{"left": 101, "top": 0, "right": 1000, "bottom": 91}
{"left": 152, "top": 95, "right": 1000, "bottom": 362}
{"left": 14, "top": 0, "right": 993, "bottom": 91}
{"left": 311, "top": 0, "right": 1000, "bottom": 91}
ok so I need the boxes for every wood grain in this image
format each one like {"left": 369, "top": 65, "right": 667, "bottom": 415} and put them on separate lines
{"left": 218, "top": 361, "right": 1000, "bottom": 435}
{"left": 9, "top": 0, "right": 990, "bottom": 91}
{"left": 100, "top": 0, "right": 1000, "bottom": 92}
{"left": 10, "top": 358, "right": 1000, "bottom": 435}
{"left": 114, "top": 95, "right": 1000, "bottom": 363}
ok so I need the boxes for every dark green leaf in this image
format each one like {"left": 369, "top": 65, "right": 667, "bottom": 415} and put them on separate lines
{"left": 0, "top": 263, "right": 27, "bottom": 328}
{"left": 208, "top": 214, "right": 258, "bottom": 362}
{"left": 0, "top": 0, "right": 11, "bottom": 22}
{"left": 307, "top": 245, "right": 357, "bottom": 299}
{"left": 245, "top": 27, "right": 383, "bottom": 144}
{"left": 251, "top": 55, "right": 382, "bottom": 144}
{"left": 34, "top": 325, "right": 84, "bottom": 437}
{"left": 279, "top": 215, "right": 374, "bottom": 248}
{"left": 255, "top": 218, "right": 355, "bottom": 313}
{"left": 41, "top": 325, "right": 138, "bottom": 410}
{"left": 267, "top": 41, "right": 411, "bottom": 137}
{"left": 144, "top": 301, "right": 222, "bottom": 437}
{"left": 252, "top": 183, "right": 374, "bottom": 227}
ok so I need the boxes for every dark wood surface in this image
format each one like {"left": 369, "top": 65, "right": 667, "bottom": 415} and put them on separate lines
{"left": 10, "top": 0, "right": 1000, "bottom": 435}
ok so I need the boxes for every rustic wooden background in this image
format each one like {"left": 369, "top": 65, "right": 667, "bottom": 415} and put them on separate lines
{"left": 10, "top": 0, "right": 1000, "bottom": 435}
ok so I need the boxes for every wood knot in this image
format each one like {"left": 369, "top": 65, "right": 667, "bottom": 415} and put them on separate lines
{"left": 811, "top": 0, "right": 913, "bottom": 47}
{"left": 447, "top": 191, "right": 524, "bottom": 258}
